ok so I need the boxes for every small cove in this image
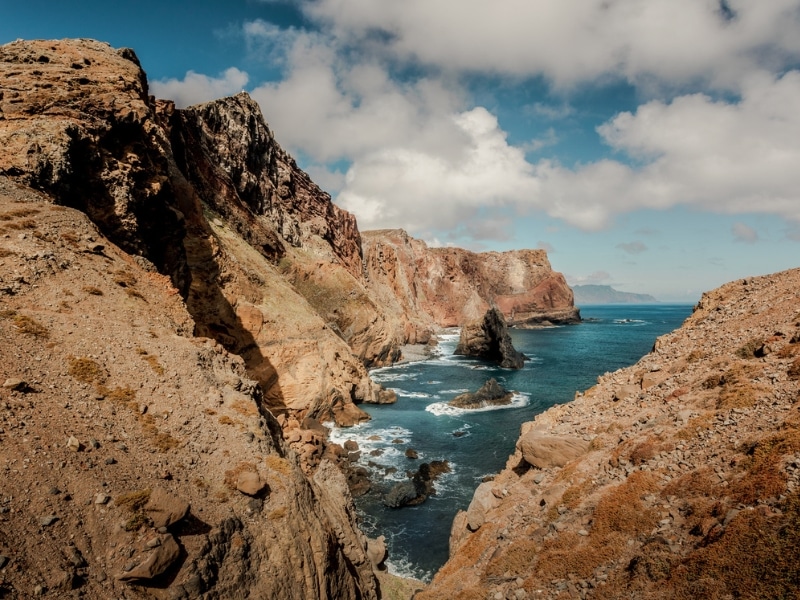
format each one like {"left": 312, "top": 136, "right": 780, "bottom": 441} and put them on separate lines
{"left": 329, "top": 304, "right": 694, "bottom": 581}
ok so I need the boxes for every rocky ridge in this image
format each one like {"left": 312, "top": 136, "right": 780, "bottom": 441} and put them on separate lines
{"left": 420, "top": 268, "right": 800, "bottom": 600}
{"left": 0, "top": 179, "right": 379, "bottom": 599}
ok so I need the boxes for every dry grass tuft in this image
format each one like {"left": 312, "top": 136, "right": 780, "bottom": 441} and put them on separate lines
{"left": 8, "top": 313, "right": 49, "bottom": 337}
{"left": 668, "top": 492, "right": 800, "bottom": 599}
{"left": 135, "top": 348, "right": 164, "bottom": 375}
{"left": 113, "top": 270, "right": 137, "bottom": 288}
{"left": 116, "top": 488, "right": 153, "bottom": 528}
{"left": 0, "top": 247, "right": 14, "bottom": 257}
{"left": 268, "top": 507, "right": 287, "bottom": 520}
{"left": 735, "top": 337, "right": 763, "bottom": 359}
{"left": 82, "top": 286, "right": 103, "bottom": 296}
{"left": 483, "top": 538, "right": 538, "bottom": 578}
{"left": 730, "top": 426, "right": 800, "bottom": 504}
{"left": 115, "top": 489, "right": 152, "bottom": 512}
{"left": 67, "top": 356, "right": 106, "bottom": 384}
{"left": 716, "top": 363, "right": 761, "bottom": 410}
{"left": 264, "top": 455, "right": 292, "bottom": 477}
{"left": 231, "top": 398, "right": 258, "bottom": 417}
{"left": 218, "top": 415, "right": 236, "bottom": 425}
{"left": 593, "top": 471, "right": 659, "bottom": 537}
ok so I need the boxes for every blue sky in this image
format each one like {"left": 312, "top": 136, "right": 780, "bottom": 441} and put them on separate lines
{"left": 3, "top": 0, "right": 800, "bottom": 302}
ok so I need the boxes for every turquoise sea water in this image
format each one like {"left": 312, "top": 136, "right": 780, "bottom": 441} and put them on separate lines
{"left": 328, "top": 304, "right": 694, "bottom": 581}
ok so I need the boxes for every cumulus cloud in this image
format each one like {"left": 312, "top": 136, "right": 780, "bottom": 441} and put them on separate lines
{"left": 151, "top": 68, "right": 249, "bottom": 108}
{"left": 616, "top": 241, "right": 648, "bottom": 255}
{"left": 303, "top": 0, "right": 800, "bottom": 88}
{"left": 732, "top": 222, "right": 759, "bottom": 243}
{"left": 173, "top": 8, "right": 800, "bottom": 243}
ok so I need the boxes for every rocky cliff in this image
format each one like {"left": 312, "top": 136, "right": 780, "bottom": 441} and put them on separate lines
{"left": 0, "top": 38, "right": 385, "bottom": 599}
{"left": 361, "top": 229, "right": 579, "bottom": 345}
{"left": 419, "top": 268, "right": 800, "bottom": 600}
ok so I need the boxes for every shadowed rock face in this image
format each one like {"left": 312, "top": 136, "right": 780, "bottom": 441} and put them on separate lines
{"left": 454, "top": 308, "right": 526, "bottom": 369}
{"left": 0, "top": 39, "right": 380, "bottom": 600}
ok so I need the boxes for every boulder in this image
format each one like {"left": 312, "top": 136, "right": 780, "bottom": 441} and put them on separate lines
{"left": 454, "top": 308, "right": 525, "bottom": 369}
{"left": 465, "top": 481, "right": 500, "bottom": 531}
{"left": 236, "top": 472, "right": 266, "bottom": 496}
{"left": 517, "top": 432, "right": 589, "bottom": 469}
{"left": 143, "top": 487, "right": 190, "bottom": 528}
{"left": 117, "top": 534, "right": 180, "bottom": 582}
{"left": 449, "top": 378, "right": 514, "bottom": 409}
{"left": 367, "top": 536, "right": 388, "bottom": 569}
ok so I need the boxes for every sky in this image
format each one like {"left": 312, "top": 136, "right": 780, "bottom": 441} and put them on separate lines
{"left": 3, "top": 0, "right": 800, "bottom": 302}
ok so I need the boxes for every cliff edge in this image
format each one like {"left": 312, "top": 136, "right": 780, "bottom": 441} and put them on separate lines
{"left": 420, "top": 268, "right": 800, "bottom": 600}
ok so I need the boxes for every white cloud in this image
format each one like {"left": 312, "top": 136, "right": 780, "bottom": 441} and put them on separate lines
{"left": 151, "top": 68, "right": 249, "bottom": 108}
{"left": 732, "top": 222, "right": 759, "bottom": 243}
{"left": 616, "top": 241, "right": 648, "bottom": 255}
{"left": 303, "top": 0, "right": 800, "bottom": 88}
{"left": 532, "top": 71, "right": 800, "bottom": 228}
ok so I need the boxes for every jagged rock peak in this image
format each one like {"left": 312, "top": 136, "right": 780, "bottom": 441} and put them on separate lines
{"left": 175, "top": 91, "right": 364, "bottom": 278}
{"left": 454, "top": 307, "right": 525, "bottom": 369}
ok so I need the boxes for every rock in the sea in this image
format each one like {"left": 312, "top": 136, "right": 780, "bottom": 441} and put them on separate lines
{"left": 517, "top": 432, "right": 589, "bottom": 469}
{"left": 382, "top": 461, "right": 450, "bottom": 508}
{"left": 449, "top": 378, "right": 514, "bottom": 409}
{"left": 454, "top": 308, "right": 525, "bottom": 369}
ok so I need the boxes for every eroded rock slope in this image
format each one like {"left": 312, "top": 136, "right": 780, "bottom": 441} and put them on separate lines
{"left": 420, "top": 268, "right": 800, "bottom": 600}
{"left": 0, "top": 179, "right": 378, "bottom": 599}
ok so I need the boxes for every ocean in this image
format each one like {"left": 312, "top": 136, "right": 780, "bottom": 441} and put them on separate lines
{"left": 328, "top": 304, "right": 695, "bottom": 581}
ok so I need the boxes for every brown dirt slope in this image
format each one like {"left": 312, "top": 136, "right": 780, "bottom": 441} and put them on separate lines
{"left": 421, "top": 268, "right": 800, "bottom": 600}
{"left": 0, "top": 178, "right": 381, "bottom": 598}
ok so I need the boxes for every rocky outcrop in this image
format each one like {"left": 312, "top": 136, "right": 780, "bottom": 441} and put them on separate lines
{"left": 449, "top": 378, "right": 514, "bottom": 409}
{"left": 419, "top": 267, "right": 800, "bottom": 600}
{"left": 454, "top": 308, "right": 525, "bottom": 368}
{"left": 361, "top": 229, "right": 580, "bottom": 339}
{"left": 0, "top": 40, "right": 383, "bottom": 600}
{"left": 0, "top": 38, "right": 388, "bottom": 432}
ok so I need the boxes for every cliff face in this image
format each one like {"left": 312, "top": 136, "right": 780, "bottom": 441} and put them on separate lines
{"left": 0, "top": 39, "right": 381, "bottom": 599}
{"left": 419, "top": 268, "right": 800, "bottom": 600}
{"left": 361, "top": 229, "right": 579, "bottom": 339}
{"left": 0, "top": 178, "right": 378, "bottom": 599}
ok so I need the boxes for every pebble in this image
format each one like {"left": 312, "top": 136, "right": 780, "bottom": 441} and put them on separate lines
{"left": 94, "top": 493, "right": 110, "bottom": 505}
{"left": 105, "top": 457, "right": 116, "bottom": 465}
{"left": 40, "top": 515, "right": 58, "bottom": 526}
{"left": 66, "top": 436, "right": 82, "bottom": 452}
{"left": 2, "top": 378, "right": 26, "bottom": 391}
{"left": 0, "top": 555, "right": 9, "bottom": 569}
{"left": 146, "top": 537, "right": 162, "bottom": 549}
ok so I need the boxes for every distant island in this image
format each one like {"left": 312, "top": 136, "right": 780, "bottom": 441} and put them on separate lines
{"left": 572, "top": 284, "right": 658, "bottom": 305}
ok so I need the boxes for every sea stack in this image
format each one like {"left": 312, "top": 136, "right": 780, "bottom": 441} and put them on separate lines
{"left": 454, "top": 308, "right": 525, "bottom": 369}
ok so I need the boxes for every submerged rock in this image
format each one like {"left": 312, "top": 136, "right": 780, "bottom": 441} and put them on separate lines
{"left": 449, "top": 378, "right": 514, "bottom": 409}
{"left": 454, "top": 308, "right": 525, "bottom": 369}
{"left": 383, "top": 461, "right": 451, "bottom": 508}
